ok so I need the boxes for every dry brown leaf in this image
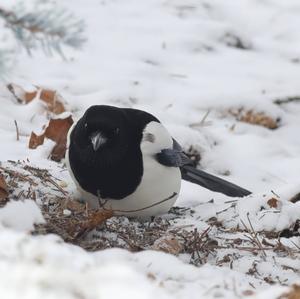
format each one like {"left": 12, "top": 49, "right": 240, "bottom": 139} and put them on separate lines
{"left": 147, "top": 273, "right": 156, "bottom": 281}
{"left": 28, "top": 132, "right": 45, "bottom": 149}
{"left": 241, "top": 111, "right": 278, "bottom": 129}
{"left": 44, "top": 116, "right": 73, "bottom": 142}
{"left": 267, "top": 197, "right": 279, "bottom": 208}
{"left": 279, "top": 284, "right": 300, "bottom": 299}
{"left": 65, "top": 198, "right": 86, "bottom": 213}
{"left": 45, "top": 116, "right": 74, "bottom": 161}
{"left": 242, "top": 290, "right": 255, "bottom": 296}
{"left": 62, "top": 209, "right": 114, "bottom": 239}
{"left": 7, "top": 83, "right": 66, "bottom": 114}
{"left": 28, "top": 115, "right": 74, "bottom": 162}
{"left": 229, "top": 109, "right": 279, "bottom": 130}
{"left": 79, "top": 209, "right": 114, "bottom": 231}
{"left": 0, "top": 174, "right": 8, "bottom": 202}
{"left": 151, "top": 235, "right": 183, "bottom": 255}
{"left": 40, "top": 89, "right": 66, "bottom": 114}
{"left": 7, "top": 83, "right": 37, "bottom": 103}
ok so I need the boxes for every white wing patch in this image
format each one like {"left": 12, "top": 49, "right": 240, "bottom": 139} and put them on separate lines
{"left": 141, "top": 121, "right": 173, "bottom": 155}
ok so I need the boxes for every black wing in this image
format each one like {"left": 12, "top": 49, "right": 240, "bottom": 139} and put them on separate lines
{"left": 156, "top": 139, "right": 251, "bottom": 198}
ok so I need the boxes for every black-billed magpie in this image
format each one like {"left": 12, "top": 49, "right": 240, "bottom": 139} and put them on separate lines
{"left": 66, "top": 105, "right": 251, "bottom": 217}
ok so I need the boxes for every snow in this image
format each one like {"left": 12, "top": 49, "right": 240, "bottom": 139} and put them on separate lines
{"left": 0, "top": 200, "right": 44, "bottom": 231}
{"left": 0, "top": 0, "right": 300, "bottom": 298}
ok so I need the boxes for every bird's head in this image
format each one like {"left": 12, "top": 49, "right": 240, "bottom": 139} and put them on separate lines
{"left": 70, "top": 105, "right": 130, "bottom": 160}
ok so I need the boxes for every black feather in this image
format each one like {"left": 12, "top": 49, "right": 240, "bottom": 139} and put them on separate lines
{"left": 181, "top": 165, "right": 251, "bottom": 197}
{"left": 156, "top": 138, "right": 251, "bottom": 197}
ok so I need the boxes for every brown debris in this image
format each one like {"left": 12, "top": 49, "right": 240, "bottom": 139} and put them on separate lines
{"left": 184, "top": 145, "right": 201, "bottom": 167}
{"left": 0, "top": 174, "right": 8, "bottom": 203}
{"left": 151, "top": 234, "right": 183, "bottom": 255}
{"left": 280, "top": 284, "right": 300, "bottom": 299}
{"left": 267, "top": 197, "right": 279, "bottom": 209}
{"left": 59, "top": 209, "right": 114, "bottom": 240}
{"left": 242, "top": 290, "right": 255, "bottom": 296}
{"left": 7, "top": 83, "right": 37, "bottom": 103}
{"left": 229, "top": 109, "right": 279, "bottom": 130}
{"left": 1, "top": 160, "right": 300, "bottom": 291}
{"left": 28, "top": 132, "right": 45, "bottom": 149}
{"left": 8, "top": 83, "right": 72, "bottom": 161}
{"left": 7, "top": 83, "right": 66, "bottom": 114}
{"left": 40, "top": 89, "right": 66, "bottom": 114}
{"left": 28, "top": 115, "right": 73, "bottom": 161}
{"left": 45, "top": 116, "right": 74, "bottom": 161}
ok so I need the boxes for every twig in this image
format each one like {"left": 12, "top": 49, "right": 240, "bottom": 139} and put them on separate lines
{"left": 23, "top": 165, "right": 68, "bottom": 196}
{"left": 212, "top": 245, "right": 274, "bottom": 252}
{"left": 241, "top": 214, "right": 267, "bottom": 259}
{"left": 216, "top": 203, "right": 236, "bottom": 215}
{"left": 97, "top": 189, "right": 107, "bottom": 208}
{"left": 271, "top": 190, "right": 280, "bottom": 198}
{"left": 291, "top": 240, "right": 300, "bottom": 251}
{"left": 7, "top": 84, "right": 22, "bottom": 103}
{"left": 273, "top": 96, "right": 300, "bottom": 105}
{"left": 0, "top": 166, "right": 37, "bottom": 186}
{"left": 102, "top": 192, "right": 178, "bottom": 214}
{"left": 45, "top": 177, "right": 68, "bottom": 196}
{"left": 189, "top": 110, "right": 212, "bottom": 128}
{"left": 14, "top": 120, "right": 20, "bottom": 141}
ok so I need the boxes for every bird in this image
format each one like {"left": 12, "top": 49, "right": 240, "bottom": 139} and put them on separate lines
{"left": 66, "top": 105, "right": 251, "bottom": 218}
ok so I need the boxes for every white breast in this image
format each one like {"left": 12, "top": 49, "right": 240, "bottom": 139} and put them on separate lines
{"left": 66, "top": 121, "right": 181, "bottom": 218}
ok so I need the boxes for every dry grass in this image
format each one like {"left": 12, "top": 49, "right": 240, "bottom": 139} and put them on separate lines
{"left": 0, "top": 160, "right": 300, "bottom": 285}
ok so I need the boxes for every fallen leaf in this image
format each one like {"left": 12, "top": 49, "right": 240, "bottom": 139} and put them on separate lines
{"left": 62, "top": 209, "right": 114, "bottom": 239}
{"left": 0, "top": 174, "right": 8, "bottom": 202}
{"left": 45, "top": 116, "right": 74, "bottom": 161}
{"left": 242, "top": 290, "right": 255, "bottom": 296}
{"left": 241, "top": 111, "right": 278, "bottom": 129}
{"left": 28, "top": 115, "right": 74, "bottom": 162}
{"left": 7, "top": 83, "right": 66, "bottom": 114}
{"left": 279, "top": 284, "right": 300, "bottom": 299}
{"left": 79, "top": 209, "right": 114, "bottom": 231}
{"left": 65, "top": 199, "right": 86, "bottom": 213}
{"left": 267, "top": 197, "right": 279, "bottom": 208}
{"left": 44, "top": 116, "right": 73, "bottom": 142}
{"left": 229, "top": 109, "right": 279, "bottom": 130}
{"left": 7, "top": 83, "right": 37, "bottom": 104}
{"left": 151, "top": 234, "right": 183, "bottom": 255}
{"left": 147, "top": 273, "right": 156, "bottom": 281}
{"left": 28, "top": 132, "right": 45, "bottom": 149}
{"left": 40, "top": 89, "right": 66, "bottom": 114}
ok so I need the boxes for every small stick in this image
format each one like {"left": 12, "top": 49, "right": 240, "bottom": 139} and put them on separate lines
{"left": 189, "top": 110, "right": 211, "bottom": 128}
{"left": 291, "top": 240, "right": 300, "bottom": 251}
{"left": 14, "top": 120, "right": 20, "bottom": 141}
{"left": 271, "top": 190, "right": 280, "bottom": 198}
{"left": 241, "top": 214, "right": 267, "bottom": 259}
{"left": 0, "top": 166, "right": 37, "bottom": 186}
{"left": 101, "top": 192, "right": 178, "bottom": 214}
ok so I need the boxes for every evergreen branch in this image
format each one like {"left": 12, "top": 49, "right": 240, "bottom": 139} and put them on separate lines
{"left": 0, "top": 2, "right": 86, "bottom": 57}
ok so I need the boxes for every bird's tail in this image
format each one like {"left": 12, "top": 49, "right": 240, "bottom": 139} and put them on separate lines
{"left": 181, "top": 165, "right": 251, "bottom": 197}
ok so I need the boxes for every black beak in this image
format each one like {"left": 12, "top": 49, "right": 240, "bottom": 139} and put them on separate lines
{"left": 90, "top": 131, "right": 107, "bottom": 151}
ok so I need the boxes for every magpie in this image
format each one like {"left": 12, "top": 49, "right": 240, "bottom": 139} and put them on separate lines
{"left": 66, "top": 105, "right": 251, "bottom": 217}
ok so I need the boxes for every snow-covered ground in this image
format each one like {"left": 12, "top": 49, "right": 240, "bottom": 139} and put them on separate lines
{"left": 1, "top": 0, "right": 300, "bottom": 298}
